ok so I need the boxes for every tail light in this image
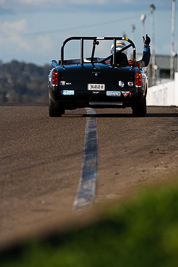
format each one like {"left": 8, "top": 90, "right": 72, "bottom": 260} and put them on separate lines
{"left": 52, "top": 69, "right": 58, "bottom": 86}
{"left": 135, "top": 70, "right": 142, "bottom": 87}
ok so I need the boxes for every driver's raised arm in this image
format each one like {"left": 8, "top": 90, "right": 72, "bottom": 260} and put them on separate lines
{"left": 129, "top": 34, "right": 151, "bottom": 68}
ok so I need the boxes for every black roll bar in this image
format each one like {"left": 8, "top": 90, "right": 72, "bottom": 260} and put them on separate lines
{"left": 60, "top": 36, "right": 136, "bottom": 68}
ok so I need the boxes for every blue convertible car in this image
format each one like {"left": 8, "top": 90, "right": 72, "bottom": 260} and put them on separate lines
{"left": 48, "top": 36, "right": 148, "bottom": 117}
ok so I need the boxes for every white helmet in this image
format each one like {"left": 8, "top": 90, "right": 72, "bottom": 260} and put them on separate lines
{"left": 110, "top": 41, "right": 127, "bottom": 55}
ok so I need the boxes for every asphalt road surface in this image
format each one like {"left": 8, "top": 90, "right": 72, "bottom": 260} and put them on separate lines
{"left": 1, "top": 105, "right": 178, "bottom": 247}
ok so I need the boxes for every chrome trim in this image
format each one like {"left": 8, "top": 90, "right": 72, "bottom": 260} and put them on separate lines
{"left": 89, "top": 102, "right": 123, "bottom": 106}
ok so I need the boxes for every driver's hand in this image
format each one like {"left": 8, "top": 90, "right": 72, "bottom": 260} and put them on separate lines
{"left": 143, "top": 34, "right": 151, "bottom": 46}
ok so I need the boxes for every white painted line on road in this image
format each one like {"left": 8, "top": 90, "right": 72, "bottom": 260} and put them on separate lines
{"left": 74, "top": 108, "right": 98, "bottom": 210}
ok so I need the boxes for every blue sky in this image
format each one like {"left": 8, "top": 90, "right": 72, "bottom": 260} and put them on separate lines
{"left": 0, "top": 0, "right": 177, "bottom": 66}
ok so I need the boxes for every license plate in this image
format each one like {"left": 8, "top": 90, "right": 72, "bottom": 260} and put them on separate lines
{"left": 88, "top": 84, "right": 105, "bottom": 91}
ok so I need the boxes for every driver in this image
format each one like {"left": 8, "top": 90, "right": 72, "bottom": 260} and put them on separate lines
{"left": 110, "top": 41, "right": 128, "bottom": 66}
{"left": 110, "top": 34, "right": 151, "bottom": 68}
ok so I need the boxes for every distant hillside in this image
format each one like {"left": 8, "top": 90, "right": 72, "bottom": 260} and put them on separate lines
{"left": 0, "top": 60, "right": 50, "bottom": 104}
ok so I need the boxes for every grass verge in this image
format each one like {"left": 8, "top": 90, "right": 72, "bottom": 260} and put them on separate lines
{"left": 1, "top": 181, "right": 178, "bottom": 267}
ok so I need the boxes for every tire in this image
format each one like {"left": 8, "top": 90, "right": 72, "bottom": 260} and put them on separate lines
{"left": 132, "top": 97, "right": 147, "bottom": 117}
{"left": 49, "top": 97, "right": 65, "bottom": 117}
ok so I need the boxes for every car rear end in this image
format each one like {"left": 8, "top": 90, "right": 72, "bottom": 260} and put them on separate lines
{"left": 48, "top": 63, "right": 147, "bottom": 110}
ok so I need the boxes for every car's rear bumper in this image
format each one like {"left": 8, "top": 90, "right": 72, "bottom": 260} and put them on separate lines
{"left": 49, "top": 86, "right": 145, "bottom": 110}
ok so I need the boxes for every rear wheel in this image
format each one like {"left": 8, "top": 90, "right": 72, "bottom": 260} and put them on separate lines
{"left": 49, "top": 97, "right": 65, "bottom": 117}
{"left": 132, "top": 97, "right": 147, "bottom": 117}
